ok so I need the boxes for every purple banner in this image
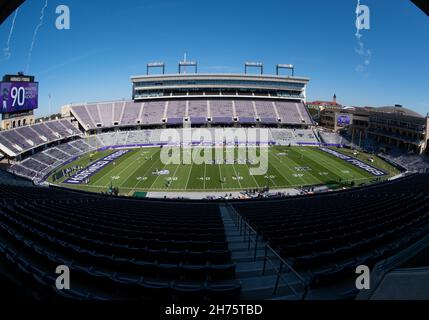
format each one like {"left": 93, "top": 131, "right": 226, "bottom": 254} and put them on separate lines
{"left": 1, "top": 82, "right": 39, "bottom": 113}
{"left": 63, "top": 149, "right": 130, "bottom": 184}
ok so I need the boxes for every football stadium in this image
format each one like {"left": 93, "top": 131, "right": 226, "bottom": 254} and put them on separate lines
{"left": 0, "top": 0, "right": 429, "bottom": 309}
{"left": 5, "top": 72, "right": 401, "bottom": 198}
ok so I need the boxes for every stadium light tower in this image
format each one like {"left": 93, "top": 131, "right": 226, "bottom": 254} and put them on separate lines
{"left": 245, "top": 62, "right": 264, "bottom": 75}
{"left": 276, "top": 64, "right": 295, "bottom": 77}
{"left": 179, "top": 54, "right": 198, "bottom": 74}
{"left": 146, "top": 62, "right": 165, "bottom": 75}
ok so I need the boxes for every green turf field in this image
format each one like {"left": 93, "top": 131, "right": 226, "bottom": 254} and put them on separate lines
{"left": 47, "top": 146, "right": 400, "bottom": 196}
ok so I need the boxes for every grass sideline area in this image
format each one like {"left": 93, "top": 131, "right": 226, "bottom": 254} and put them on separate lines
{"left": 47, "top": 146, "right": 400, "bottom": 196}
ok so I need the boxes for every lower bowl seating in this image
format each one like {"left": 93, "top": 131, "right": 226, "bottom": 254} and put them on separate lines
{"left": 0, "top": 186, "right": 240, "bottom": 300}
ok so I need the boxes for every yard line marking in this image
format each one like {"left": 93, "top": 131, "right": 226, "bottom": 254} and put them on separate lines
{"left": 218, "top": 164, "right": 224, "bottom": 190}
{"left": 98, "top": 150, "right": 142, "bottom": 188}
{"left": 304, "top": 149, "right": 348, "bottom": 181}
{"left": 247, "top": 169, "right": 262, "bottom": 189}
{"left": 285, "top": 148, "right": 325, "bottom": 184}
{"left": 231, "top": 163, "right": 243, "bottom": 189}
{"left": 184, "top": 162, "right": 193, "bottom": 191}
{"left": 269, "top": 149, "right": 303, "bottom": 185}
{"left": 63, "top": 175, "right": 373, "bottom": 193}
{"left": 310, "top": 148, "right": 365, "bottom": 180}
{"left": 245, "top": 147, "right": 263, "bottom": 188}
{"left": 168, "top": 163, "right": 182, "bottom": 189}
{"left": 57, "top": 146, "right": 386, "bottom": 194}
{"left": 118, "top": 149, "right": 159, "bottom": 188}
{"left": 148, "top": 155, "right": 172, "bottom": 190}
{"left": 203, "top": 163, "right": 207, "bottom": 190}
{"left": 86, "top": 149, "right": 134, "bottom": 186}
{"left": 129, "top": 149, "right": 163, "bottom": 194}
{"left": 272, "top": 148, "right": 322, "bottom": 185}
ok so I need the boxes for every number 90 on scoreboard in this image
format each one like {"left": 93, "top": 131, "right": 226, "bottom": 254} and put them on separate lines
{"left": 0, "top": 81, "right": 39, "bottom": 114}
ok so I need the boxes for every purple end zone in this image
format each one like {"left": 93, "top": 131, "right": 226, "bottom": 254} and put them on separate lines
{"left": 319, "top": 147, "right": 386, "bottom": 177}
{"left": 63, "top": 149, "right": 130, "bottom": 184}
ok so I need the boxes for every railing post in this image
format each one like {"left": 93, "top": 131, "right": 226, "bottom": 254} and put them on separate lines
{"left": 273, "top": 261, "right": 283, "bottom": 295}
{"left": 239, "top": 216, "right": 242, "bottom": 235}
{"left": 262, "top": 245, "right": 268, "bottom": 275}
{"left": 302, "top": 282, "right": 309, "bottom": 300}
{"left": 248, "top": 227, "right": 251, "bottom": 250}
{"left": 254, "top": 234, "right": 258, "bottom": 261}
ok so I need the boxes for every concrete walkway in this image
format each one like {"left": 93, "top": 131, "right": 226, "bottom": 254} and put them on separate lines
{"left": 146, "top": 188, "right": 300, "bottom": 199}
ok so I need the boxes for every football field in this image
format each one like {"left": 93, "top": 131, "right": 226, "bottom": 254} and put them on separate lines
{"left": 48, "top": 146, "right": 399, "bottom": 196}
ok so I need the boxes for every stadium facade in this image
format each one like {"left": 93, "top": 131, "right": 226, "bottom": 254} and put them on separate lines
{"left": 60, "top": 72, "right": 312, "bottom": 133}
{"left": 367, "top": 106, "right": 429, "bottom": 154}
{"left": 319, "top": 105, "right": 429, "bottom": 154}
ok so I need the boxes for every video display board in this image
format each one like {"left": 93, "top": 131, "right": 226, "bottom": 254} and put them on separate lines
{"left": 1, "top": 81, "right": 39, "bottom": 113}
{"left": 337, "top": 114, "right": 351, "bottom": 126}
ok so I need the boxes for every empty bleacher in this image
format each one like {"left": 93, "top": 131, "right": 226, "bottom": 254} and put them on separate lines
{"left": 143, "top": 101, "right": 166, "bottom": 125}
{"left": 68, "top": 99, "right": 313, "bottom": 129}
{"left": 0, "top": 173, "right": 428, "bottom": 300}
{"left": 122, "top": 101, "right": 142, "bottom": 126}
{"left": 210, "top": 100, "right": 234, "bottom": 124}
{"left": 10, "top": 138, "right": 99, "bottom": 182}
{"left": 234, "top": 100, "right": 257, "bottom": 122}
{"left": 255, "top": 100, "right": 278, "bottom": 124}
{"left": 0, "top": 119, "right": 81, "bottom": 157}
{"left": 188, "top": 100, "right": 208, "bottom": 124}
{"left": 232, "top": 174, "right": 429, "bottom": 296}
{"left": 0, "top": 186, "right": 240, "bottom": 300}
{"left": 167, "top": 100, "right": 187, "bottom": 122}
{"left": 271, "top": 129, "right": 319, "bottom": 146}
{"left": 275, "top": 101, "right": 311, "bottom": 125}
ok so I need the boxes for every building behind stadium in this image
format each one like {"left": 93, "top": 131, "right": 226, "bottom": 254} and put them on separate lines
{"left": 315, "top": 101, "right": 428, "bottom": 155}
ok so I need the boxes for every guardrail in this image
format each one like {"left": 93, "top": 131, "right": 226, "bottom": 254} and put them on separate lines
{"left": 227, "top": 204, "right": 308, "bottom": 299}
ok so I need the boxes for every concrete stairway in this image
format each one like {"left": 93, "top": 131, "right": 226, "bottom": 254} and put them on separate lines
{"left": 220, "top": 204, "right": 304, "bottom": 300}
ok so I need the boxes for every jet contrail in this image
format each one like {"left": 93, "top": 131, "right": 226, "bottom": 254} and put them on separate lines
{"left": 26, "top": 0, "right": 49, "bottom": 73}
{"left": 355, "top": 39, "right": 372, "bottom": 69}
{"left": 1, "top": 8, "right": 20, "bottom": 62}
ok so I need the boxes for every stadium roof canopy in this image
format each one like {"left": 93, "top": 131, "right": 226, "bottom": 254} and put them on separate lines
{"left": 374, "top": 106, "right": 424, "bottom": 118}
{"left": 0, "top": 0, "right": 24, "bottom": 24}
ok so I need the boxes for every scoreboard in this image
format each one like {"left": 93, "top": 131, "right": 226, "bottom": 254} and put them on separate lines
{"left": 336, "top": 114, "right": 352, "bottom": 127}
{"left": 1, "top": 74, "right": 39, "bottom": 114}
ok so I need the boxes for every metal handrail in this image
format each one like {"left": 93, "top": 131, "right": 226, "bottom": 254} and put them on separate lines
{"left": 227, "top": 204, "right": 308, "bottom": 299}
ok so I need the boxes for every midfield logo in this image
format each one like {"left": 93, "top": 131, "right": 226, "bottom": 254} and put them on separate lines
{"left": 159, "top": 128, "right": 270, "bottom": 176}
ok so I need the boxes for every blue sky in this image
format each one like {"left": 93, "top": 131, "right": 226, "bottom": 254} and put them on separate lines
{"left": 0, "top": 0, "right": 428, "bottom": 117}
